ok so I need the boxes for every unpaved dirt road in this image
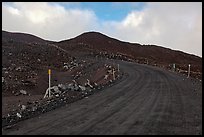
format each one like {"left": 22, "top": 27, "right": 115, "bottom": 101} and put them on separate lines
{"left": 2, "top": 60, "right": 202, "bottom": 135}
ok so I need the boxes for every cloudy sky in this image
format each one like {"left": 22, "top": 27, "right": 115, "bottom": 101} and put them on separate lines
{"left": 2, "top": 2, "right": 202, "bottom": 57}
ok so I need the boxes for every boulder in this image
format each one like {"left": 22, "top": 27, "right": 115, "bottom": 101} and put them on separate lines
{"left": 63, "top": 65, "right": 69, "bottom": 69}
{"left": 68, "top": 83, "right": 74, "bottom": 90}
{"left": 15, "top": 67, "right": 22, "bottom": 71}
{"left": 58, "top": 84, "right": 67, "bottom": 91}
{"left": 16, "top": 113, "right": 22, "bottom": 118}
{"left": 53, "top": 86, "right": 61, "bottom": 93}
{"left": 19, "top": 90, "right": 27, "bottom": 95}
{"left": 79, "top": 85, "right": 86, "bottom": 91}
{"left": 21, "top": 105, "right": 26, "bottom": 110}
{"left": 104, "top": 75, "right": 108, "bottom": 80}
{"left": 73, "top": 84, "right": 79, "bottom": 91}
{"left": 32, "top": 106, "right": 37, "bottom": 112}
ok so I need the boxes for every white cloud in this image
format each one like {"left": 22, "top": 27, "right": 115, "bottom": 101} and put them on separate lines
{"left": 2, "top": 2, "right": 202, "bottom": 57}
{"left": 7, "top": 6, "right": 20, "bottom": 15}
{"left": 103, "top": 2, "right": 202, "bottom": 57}
{"left": 2, "top": 2, "right": 98, "bottom": 41}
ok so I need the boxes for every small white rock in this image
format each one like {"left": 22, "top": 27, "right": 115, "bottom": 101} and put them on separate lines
{"left": 55, "top": 94, "right": 59, "bottom": 97}
{"left": 79, "top": 85, "right": 86, "bottom": 91}
{"left": 21, "top": 105, "right": 26, "bottom": 110}
{"left": 16, "top": 113, "right": 22, "bottom": 118}
{"left": 20, "top": 90, "right": 27, "bottom": 95}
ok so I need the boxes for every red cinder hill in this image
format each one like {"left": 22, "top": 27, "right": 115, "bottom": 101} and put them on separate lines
{"left": 2, "top": 30, "right": 52, "bottom": 44}
{"left": 56, "top": 31, "right": 202, "bottom": 73}
{"left": 2, "top": 30, "right": 202, "bottom": 77}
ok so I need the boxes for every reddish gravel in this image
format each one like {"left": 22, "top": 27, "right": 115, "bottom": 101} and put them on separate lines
{"left": 2, "top": 30, "right": 202, "bottom": 135}
{"left": 2, "top": 61, "right": 202, "bottom": 135}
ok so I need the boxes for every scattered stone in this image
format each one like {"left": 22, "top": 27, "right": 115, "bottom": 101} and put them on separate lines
{"left": 86, "top": 79, "right": 93, "bottom": 88}
{"left": 19, "top": 90, "right": 27, "bottom": 95}
{"left": 16, "top": 113, "right": 22, "bottom": 118}
{"left": 32, "top": 106, "right": 37, "bottom": 111}
{"left": 66, "top": 83, "right": 73, "bottom": 91}
{"left": 2, "top": 63, "right": 123, "bottom": 128}
{"left": 53, "top": 86, "right": 61, "bottom": 93}
{"left": 79, "top": 85, "right": 86, "bottom": 91}
{"left": 63, "top": 65, "right": 69, "bottom": 69}
{"left": 21, "top": 105, "right": 26, "bottom": 110}
{"left": 35, "top": 101, "right": 39, "bottom": 104}
{"left": 3, "top": 124, "right": 16, "bottom": 130}
{"left": 15, "top": 67, "right": 22, "bottom": 71}
{"left": 73, "top": 84, "right": 79, "bottom": 91}
{"left": 58, "top": 84, "right": 67, "bottom": 91}
{"left": 14, "top": 92, "right": 20, "bottom": 96}
{"left": 104, "top": 75, "right": 108, "bottom": 80}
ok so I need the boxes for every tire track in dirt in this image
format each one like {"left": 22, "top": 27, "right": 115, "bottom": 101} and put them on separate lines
{"left": 2, "top": 61, "right": 202, "bottom": 135}
{"left": 22, "top": 63, "right": 145, "bottom": 134}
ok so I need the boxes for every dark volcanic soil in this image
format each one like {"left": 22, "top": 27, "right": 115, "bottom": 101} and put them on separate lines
{"left": 2, "top": 30, "right": 202, "bottom": 135}
{"left": 2, "top": 61, "right": 202, "bottom": 135}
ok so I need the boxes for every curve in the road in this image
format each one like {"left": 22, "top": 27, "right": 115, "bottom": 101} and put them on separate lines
{"left": 2, "top": 61, "right": 202, "bottom": 135}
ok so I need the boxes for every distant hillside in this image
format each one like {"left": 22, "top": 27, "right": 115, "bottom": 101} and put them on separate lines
{"left": 57, "top": 31, "right": 202, "bottom": 73}
{"left": 2, "top": 30, "right": 53, "bottom": 44}
{"left": 2, "top": 30, "right": 202, "bottom": 76}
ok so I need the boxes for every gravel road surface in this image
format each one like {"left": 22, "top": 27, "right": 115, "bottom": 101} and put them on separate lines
{"left": 2, "top": 60, "right": 202, "bottom": 135}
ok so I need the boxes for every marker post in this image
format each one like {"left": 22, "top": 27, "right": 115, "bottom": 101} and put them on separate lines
{"left": 173, "top": 63, "right": 175, "bottom": 72}
{"left": 187, "top": 64, "right": 190, "bottom": 78}
{"left": 48, "top": 69, "right": 51, "bottom": 97}
{"left": 113, "top": 69, "right": 116, "bottom": 80}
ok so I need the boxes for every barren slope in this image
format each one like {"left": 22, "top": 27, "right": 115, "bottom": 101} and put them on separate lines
{"left": 2, "top": 60, "right": 202, "bottom": 135}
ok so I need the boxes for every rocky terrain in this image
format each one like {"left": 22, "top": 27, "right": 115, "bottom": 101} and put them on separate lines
{"left": 2, "top": 60, "right": 202, "bottom": 135}
{"left": 2, "top": 30, "right": 202, "bottom": 130}
{"left": 56, "top": 31, "right": 202, "bottom": 79}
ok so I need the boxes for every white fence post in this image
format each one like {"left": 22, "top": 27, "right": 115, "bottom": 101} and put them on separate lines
{"left": 173, "top": 63, "right": 175, "bottom": 72}
{"left": 48, "top": 69, "right": 51, "bottom": 97}
{"left": 187, "top": 64, "right": 190, "bottom": 78}
{"left": 113, "top": 69, "right": 116, "bottom": 80}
